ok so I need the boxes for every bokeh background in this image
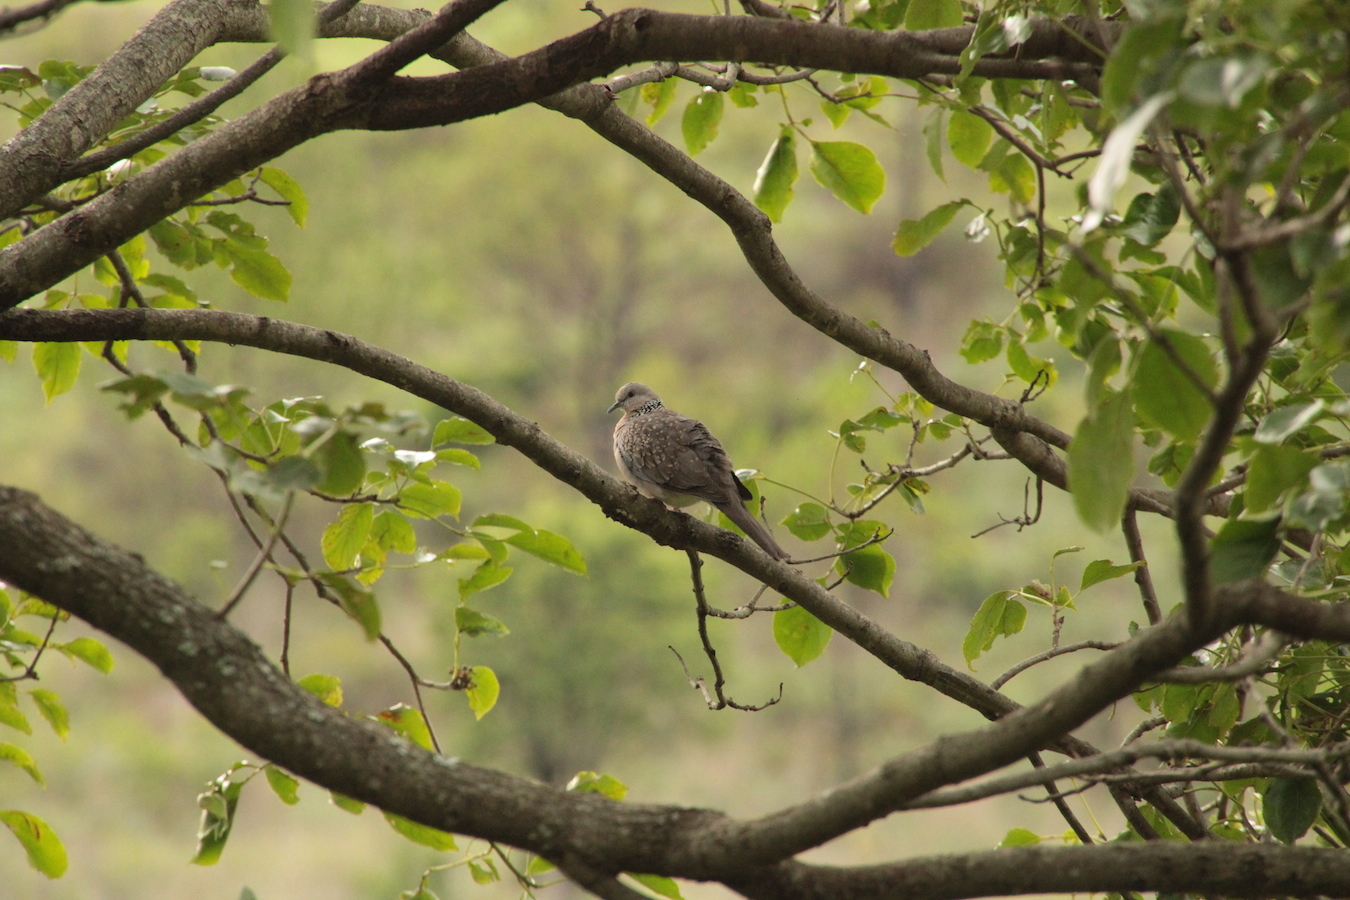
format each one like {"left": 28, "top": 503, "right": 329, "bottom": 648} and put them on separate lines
{"left": 2, "top": 2, "right": 1181, "bottom": 897}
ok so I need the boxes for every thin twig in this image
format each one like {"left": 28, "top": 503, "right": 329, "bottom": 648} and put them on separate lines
{"left": 992, "top": 640, "right": 1120, "bottom": 690}
{"left": 218, "top": 491, "right": 295, "bottom": 619}
{"left": 1121, "top": 508, "right": 1162, "bottom": 626}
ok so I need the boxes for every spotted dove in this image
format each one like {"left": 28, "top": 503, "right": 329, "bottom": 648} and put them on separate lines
{"left": 608, "top": 382, "right": 789, "bottom": 560}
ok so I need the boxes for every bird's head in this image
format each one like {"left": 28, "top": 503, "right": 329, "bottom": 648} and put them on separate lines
{"left": 608, "top": 382, "right": 661, "bottom": 415}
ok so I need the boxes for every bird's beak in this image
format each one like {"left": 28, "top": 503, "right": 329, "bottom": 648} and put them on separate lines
{"left": 606, "top": 400, "right": 622, "bottom": 414}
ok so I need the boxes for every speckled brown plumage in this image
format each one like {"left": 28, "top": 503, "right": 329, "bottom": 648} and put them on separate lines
{"left": 607, "top": 382, "right": 789, "bottom": 560}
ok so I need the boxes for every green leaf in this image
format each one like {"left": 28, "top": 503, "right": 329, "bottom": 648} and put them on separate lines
{"left": 998, "top": 827, "right": 1041, "bottom": 847}
{"left": 905, "top": 0, "right": 961, "bottom": 29}
{"left": 1178, "top": 53, "right": 1269, "bottom": 109}
{"left": 399, "top": 480, "right": 462, "bottom": 519}
{"left": 1209, "top": 517, "right": 1280, "bottom": 585}
{"left": 435, "top": 447, "right": 480, "bottom": 469}
{"left": 1264, "top": 778, "right": 1321, "bottom": 844}
{"left": 32, "top": 342, "right": 80, "bottom": 403}
{"left": 1121, "top": 184, "right": 1181, "bottom": 246}
{"left": 0, "top": 810, "right": 67, "bottom": 878}
{"left": 630, "top": 873, "right": 684, "bottom": 899}
{"left": 458, "top": 560, "right": 513, "bottom": 599}
{"left": 962, "top": 591, "right": 1027, "bottom": 666}
{"left": 893, "top": 201, "right": 963, "bottom": 257}
{"left": 59, "top": 636, "right": 113, "bottom": 673}
{"left": 1133, "top": 332, "right": 1217, "bottom": 441}
{"left": 370, "top": 510, "right": 417, "bottom": 556}
{"left": 315, "top": 431, "right": 366, "bottom": 496}
{"left": 0, "top": 340, "right": 16, "bottom": 362}
{"left": 228, "top": 248, "right": 290, "bottom": 301}
{"left": 259, "top": 167, "right": 308, "bottom": 226}
{"left": 961, "top": 319, "right": 1005, "bottom": 363}
{"left": 0, "top": 696, "right": 31, "bottom": 735}
{"left": 466, "top": 665, "right": 499, "bottom": 720}
{"left": 432, "top": 416, "right": 494, "bottom": 446}
{"left": 1006, "top": 338, "right": 1057, "bottom": 387}
{"left": 503, "top": 528, "right": 587, "bottom": 575}
{"left": 297, "top": 673, "right": 343, "bottom": 706}
{"left": 263, "top": 765, "right": 300, "bottom": 805}
{"left": 1068, "top": 387, "right": 1135, "bottom": 532}
{"left": 1253, "top": 400, "right": 1323, "bottom": 444}
{"left": 1246, "top": 445, "right": 1318, "bottom": 513}
{"left": 0, "top": 743, "right": 43, "bottom": 785}
{"left": 1085, "top": 92, "right": 1172, "bottom": 231}
{"left": 1287, "top": 462, "right": 1350, "bottom": 531}
{"left": 1080, "top": 559, "right": 1142, "bottom": 591}
{"left": 641, "top": 77, "right": 676, "bottom": 125}
{"left": 27, "top": 689, "right": 68, "bottom": 740}
{"left": 267, "top": 0, "right": 315, "bottom": 57}
{"left": 781, "top": 502, "right": 832, "bottom": 541}
{"left": 809, "top": 141, "right": 885, "bottom": 214}
{"left": 329, "top": 792, "right": 364, "bottom": 814}
{"left": 383, "top": 812, "right": 457, "bottom": 850}
{"left": 566, "top": 771, "right": 628, "bottom": 800}
{"left": 373, "top": 703, "right": 435, "bottom": 751}
{"left": 839, "top": 542, "right": 895, "bottom": 596}
{"left": 318, "top": 573, "right": 381, "bottom": 641}
{"left": 192, "top": 779, "right": 243, "bottom": 866}
{"left": 947, "top": 111, "right": 993, "bottom": 168}
{"left": 753, "top": 127, "right": 799, "bottom": 223}
{"left": 681, "top": 90, "right": 723, "bottom": 156}
{"left": 772, "top": 604, "right": 833, "bottom": 667}
{"left": 322, "top": 502, "right": 374, "bottom": 570}
{"left": 455, "top": 606, "right": 510, "bottom": 638}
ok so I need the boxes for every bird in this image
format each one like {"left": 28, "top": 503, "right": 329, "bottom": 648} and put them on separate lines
{"left": 607, "top": 382, "right": 789, "bottom": 560}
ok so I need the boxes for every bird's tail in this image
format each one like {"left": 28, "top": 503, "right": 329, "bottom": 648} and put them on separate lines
{"left": 719, "top": 500, "right": 790, "bottom": 560}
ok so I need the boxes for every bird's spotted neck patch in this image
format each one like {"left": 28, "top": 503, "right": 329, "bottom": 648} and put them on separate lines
{"left": 632, "top": 398, "right": 663, "bottom": 416}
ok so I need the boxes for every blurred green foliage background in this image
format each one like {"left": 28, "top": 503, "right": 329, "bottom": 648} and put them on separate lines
{"left": 1, "top": 1, "right": 1180, "bottom": 896}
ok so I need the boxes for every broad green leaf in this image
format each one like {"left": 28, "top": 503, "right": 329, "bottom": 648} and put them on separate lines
{"left": 838, "top": 543, "right": 895, "bottom": 596}
{"left": 192, "top": 780, "right": 243, "bottom": 866}
{"left": 527, "top": 855, "right": 558, "bottom": 875}
{"left": 435, "top": 447, "right": 480, "bottom": 469}
{"left": 455, "top": 606, "right": 510, "bottom": 638}
{"left": 267, "top": 0, "right": 315, "bottom": 57}
{"left": 1178, "top": 53, "right": 1269, "bottom": 109}
{"left": 681, "top": 90, "right": 723, "bottom": 156}
{"left": 962, "top": 591, "right": 1027, "bottom": 666}
{"left": 1121, "top": 184, "right": 1181, "bottom": 246}
{"left": 947, "top": 111, "right": 993, "bottom": 168}
{"left": 1246, "top": 445, "right": 1318, "bottom": 513}
{"left": 0, "top": 810, "right": 67, "bottom": 877}
{"left": 316, "top": 431, "right": 365, "bottom": 496}
{"left": 263, "top": 765, "right": 300, "bottom": 805}
{"left": 641, "top": 77, "right": 677, "bottom": 125}
{"left": 1068, "top": 387, "right": 1135, "bottom": 532}
{"left": 466, "top": 665, "right": 499, "bottom": 720}
{"left": 1287, "top": 462, "right": 1350, "bottom": 531}
{"left": 1253, "top": 400, "right": 1323, "bottom": 444}
{"left": 923, "top": 108, "right": 946, "bottom": 180}
{"left": 809, "top": 141, "right": 885, "bottom": 214}
{"left": 370, "top": 510, "right": 417, "bottom": 555}
{"left": 228, "top": 248, "right": 291, "bottom": 301}
{"left": 28, "top": 689, "right": 67, "bottom": 740}
{"left": 961, "top": 319, "right": 1004, "bottom": 363}
{"left": 0, "top": 743, "right": 43, "bottom": 784}
{"left": 383, "top": 812, "right": 457, "bottom": 850}
{"left": 773, "top": 604, "right": 832, "bottom": 666}
{"left": 318, "top": 573, "right": 381, "bottom": 641}
{"left": 1209, "top": 517, "right": 1280, "bottom": 585}
{"left": 329, "top": 792, "right": 364, "bottom": 814}
{"left": 893, "top": 201, "right": 963, "bottom": 257}
{"left": 1080, "top": 559, "right": 1142, "bottom": 591}
{"left": 630, "top": 873, "right": 684, "bottom": 899}
{"left": 781, "top": 502, "right": 832, "bottom": 541}
{"left": 373, "top": 703, "right": 435, "bottom": 750}
{"left": 59, "top": 636, "right": 113, "bottom": 673}
{"left": 905, "top": 0, "right": 961, "bottom": 29}
{"left": 988, "top": 152, "right": 1035, "bottom": 204}
{"left": 1264, "top": 778, "right": 1321, "bottom": 843}
{"left": 321, "top": 502, "right": 374, "bottom": 570}
{"left": 1133, "top": 332, "right": 1217, "bottom": 441}
{"left": 32, "top": 342, "right": 80, "bottom": 403}
{"left": 399, "top": 480, "right": 461, "bottom": 519}
{"left": 753, "top": 128, "right": 799, "bottom": 222}
{"left": 1006, "top": 338, "right": 1057, "bottom": 386}
{"left": 566, "top": 771, "right": 628, "bottom": 800}
{"left": 259, "top": 167, "right": 308, "bottom": 226}
{"left": 297, "top": 673, "right": 343, "bottom": 706}
{"left": 433, "top": 416, "right": 494, "bottom": 445}
{"left": 473, "top": 513, "right": 532, "bottom": 531}
{"left": 266, "top": 456, "right": 320, "bottom": 492}
{"left": 503, "top": 528, "right": 587, "bottom": 575}
{"left": 0, "top": 340, "right": 16, "bottom": 362}
{"left": 0, "top": 696, "right": 31, "bottom": 734}
{"left": 1085, "top": 92, "right": 1172, "bottom": 231}
{"left": 998, "top": 827, "right": 1041, "bottom": 847}
{"left": 458, "top": 560, "right": 512, "bottom": 599}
